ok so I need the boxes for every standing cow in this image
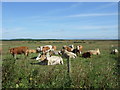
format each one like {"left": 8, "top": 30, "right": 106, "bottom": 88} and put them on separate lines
{"left": 9, "top": 46, "right": 29, "bottom": 59}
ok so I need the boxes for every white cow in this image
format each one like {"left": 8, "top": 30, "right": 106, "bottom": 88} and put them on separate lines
{"left": 36, "top": 52, "right": 63, "bottom": 65}
{"left": 46, "top": 56, "right": 63, "bottom": 65}
{"left": 88, "top": 48, "right": 100, "bottom": 55}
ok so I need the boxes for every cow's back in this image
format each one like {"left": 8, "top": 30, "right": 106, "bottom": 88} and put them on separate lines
{"left": 10, "top": 46, "right": 28, "bottom": 54}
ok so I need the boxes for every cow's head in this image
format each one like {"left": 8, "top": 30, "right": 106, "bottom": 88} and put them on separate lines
{"left": 96, "top": 48, "right": 100, "bottom": 55}
{"left": 9, "top": 48, "right": 14, "bottom": 54}
{"left": 36, "top": 46, "right": 42, "bottom": 53}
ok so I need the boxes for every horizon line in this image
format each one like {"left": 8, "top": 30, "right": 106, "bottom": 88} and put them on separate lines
{"left": 1, "top": 38, "right": 119, "bottom": 40}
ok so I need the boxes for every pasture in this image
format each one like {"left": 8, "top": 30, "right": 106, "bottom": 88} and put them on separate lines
{"left": 2, "top": 40, "right": 119, "bottom": 88}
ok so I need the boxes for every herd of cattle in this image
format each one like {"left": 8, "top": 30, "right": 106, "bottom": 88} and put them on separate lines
{"left": 9, "top": 44, "right": 119, "bottom": 65}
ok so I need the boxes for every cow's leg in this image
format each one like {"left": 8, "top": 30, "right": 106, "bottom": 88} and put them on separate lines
{"left": 25, "top": 52, "right": 29, "bottom": 56}
{"left": 14, "top": 54, "right": 17, "bottom": 59}
{"left": 24, "top": 52, "right": 28, "bottom": 59}
{"left": 47, "top": 61, "right": 51, "bottom": 65}
{"left": 60, "top": 60, "right": 63, "bottom": 65}
{"left": 79, "top": 51, "right": 82, "bottom": 54}
{"left": 36, "top": 53, "right": 41, "bottom": 60}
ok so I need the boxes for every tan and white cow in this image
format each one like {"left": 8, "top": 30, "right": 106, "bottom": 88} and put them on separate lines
{"left": 36, "top": 45, "right": 56, "bottom": 53}
{"left": 76, "top": 45, "right": 83, "bottom": 54}
{"left": 62, "top": 45, "right": 74, "bottom": 52}
{"left": 88, "top": 48, "right": 100, "bottom": 55}
{"left": 36, "top": 45, "right": 57, "bottom": 60}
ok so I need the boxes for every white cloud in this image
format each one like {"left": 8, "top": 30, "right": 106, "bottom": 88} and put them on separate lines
{"left": 67, "top": 13, "right": 117, "bottom": 17}
{"left": 74, "top": 25, "right": 117, "bottom": 30}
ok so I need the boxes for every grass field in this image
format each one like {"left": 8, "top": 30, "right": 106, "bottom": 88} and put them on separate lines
{"left": 2, "top": 40, "right": 120, "bottom": 88}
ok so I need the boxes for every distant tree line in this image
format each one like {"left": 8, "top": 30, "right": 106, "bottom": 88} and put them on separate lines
{"left": 0, "top": 39, "right": 119, "bottom": 41}
{"left": 1, "top": 39, "right": 67, "bottom": 41}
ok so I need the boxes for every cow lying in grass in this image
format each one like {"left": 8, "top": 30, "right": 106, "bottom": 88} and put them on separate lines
{"left": 36, "top": 45, "right": 57, "bottom": 60}
{"left": 9, "top": 46, "right": 29, "bottom": 59}
{"left": 110, "top": 49, "right": 118, "bottom": 54}
{"left": 36, "top": 52, "right": 63, "bottom": 65}
{"left": 88, "top": 48, "right": 100, "bottom": 55}
{"left": 60, "top": 49, "right": 77, "bottom": 59}
{"left": 62, "top": 45, "right": 83, "bottom": 56}
{"left": 82, "top": 52, "right": 92, "bottom": 58}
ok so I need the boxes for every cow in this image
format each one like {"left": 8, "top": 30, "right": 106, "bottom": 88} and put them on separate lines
{"left": 9, "top": 46, "right": 29, "bottom": 59}
{"left": 36, "top": 45, "right": 56, "bottom": 53}
{"left": 110, "top": 49, "right": 118, "bottom": 54}
{"left": 36, "top": 52, "right": 63, "bottom": 65}
{"left": 63, "top": 45, "right": 74, "bottom": 52}
{"left": 26, "top": 49, "right": 36, "bottom": 54}
{"left": 60, "top": 49, "right": 77, "bottom": 59}
{"left": 88, "top": 48, "right": 100, "bottom": 55}
{"left": 72, "top": 49, "right": 80, "bottom": 56}
{"left": 82, "top": 52, "right": 92, "bottom": 58}
{"left": 76, "top": 45, "right": 83, "bottom": 54}
{"left": 36, "top": 45, "right": 57, "bottom": 60}
{"left": 68, "top": 45, "right": 74, "bottom": 50}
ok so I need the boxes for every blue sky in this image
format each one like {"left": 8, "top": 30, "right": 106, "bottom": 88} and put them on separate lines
{"left": 2, "top": 2, "right": 118, "bottom": 39}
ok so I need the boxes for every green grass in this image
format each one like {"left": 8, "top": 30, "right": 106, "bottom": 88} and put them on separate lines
{"left": 2, "top": 40, "right": 119, "bottom": 88}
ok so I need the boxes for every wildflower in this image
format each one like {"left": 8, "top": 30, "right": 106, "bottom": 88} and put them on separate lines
{"left": 30, "top": 78, "right": 33, "bottom": 80}
{"left": 16, "top": 84, "right": 19, "bottom": 88}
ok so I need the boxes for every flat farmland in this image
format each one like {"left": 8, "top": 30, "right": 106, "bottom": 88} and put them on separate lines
{"left": 2, "top": 40, "right": 119, "bottom": 88}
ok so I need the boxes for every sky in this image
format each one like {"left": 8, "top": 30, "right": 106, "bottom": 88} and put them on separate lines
{"left": 2, "top": 2, "right": 118, "bottom": 39}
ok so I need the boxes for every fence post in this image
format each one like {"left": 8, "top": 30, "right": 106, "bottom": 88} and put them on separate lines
{"left": 67, "top": 57, "right": 71, "bottom": 75}
{"left": 65, "top": 57, "right": 72, "bottom": 87}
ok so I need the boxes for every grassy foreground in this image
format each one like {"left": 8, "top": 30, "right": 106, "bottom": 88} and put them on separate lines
{"left": 2, "top": 40, "right": 120, "bottom": 88}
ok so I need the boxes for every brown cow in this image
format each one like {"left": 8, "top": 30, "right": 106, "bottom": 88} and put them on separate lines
{"left": 63, "top": 45, "right": 74, "bottom": 52}
{"left": 42, "top": 46, "right": 51, "bottom": 53}
{"left": 9, "top": 46, "right": 29, "bottom": 59}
